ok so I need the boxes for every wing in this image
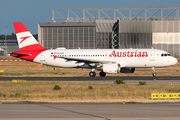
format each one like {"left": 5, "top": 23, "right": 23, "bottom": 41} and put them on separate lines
{"left": 61, "top": 57, "right": 116, "bottom": 64}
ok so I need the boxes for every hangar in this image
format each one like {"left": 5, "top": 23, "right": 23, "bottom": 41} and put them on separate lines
{"left": 38, "top": 7, "right": 180, "bottom": 56}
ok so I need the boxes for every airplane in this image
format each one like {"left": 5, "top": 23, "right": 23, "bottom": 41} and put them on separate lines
{"left": 10, "top": 22, "right": 178, "bottom": 77}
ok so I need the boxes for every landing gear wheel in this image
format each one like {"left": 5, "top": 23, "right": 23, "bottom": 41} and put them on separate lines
{"left": 99, "top": 72, "right": 106, "bottom": 77}
{"left": 152, "top": 67, "right": 157, "bottom": 77}
{"left": 89, "top": 72, "right": 96, "bottom": 77}
{"left": 152, "top": 73, "right": 157, "bottom": 77}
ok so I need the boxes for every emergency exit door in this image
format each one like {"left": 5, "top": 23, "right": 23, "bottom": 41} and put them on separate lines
{"left": 150, "top": 51, "right": 155, "bottom": 61}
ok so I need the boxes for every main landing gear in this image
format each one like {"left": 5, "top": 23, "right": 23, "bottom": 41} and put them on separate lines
{"left": 89, "top": 69, "right": 106, "bottom": 77}
{"left": 99, "top": 71, "right": 106, "bottom": 77}
{"left": 89, "top": 71, "right": 96, "bottom": 77}
{"left": 152, "top": 67, "right": 157, "bottom": 77}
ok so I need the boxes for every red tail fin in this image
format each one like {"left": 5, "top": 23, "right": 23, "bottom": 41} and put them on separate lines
{"left": 13, "top": 22, "right": 46, "bottom": 51}
{"left": 11, "top": 22, "right": 47, "bottom": 62}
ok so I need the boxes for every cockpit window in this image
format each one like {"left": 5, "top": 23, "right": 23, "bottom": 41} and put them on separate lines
{"left": 161, "top": 53, "right": 171, "bottom": 57}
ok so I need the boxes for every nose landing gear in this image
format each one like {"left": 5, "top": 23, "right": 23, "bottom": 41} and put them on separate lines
{"left": 152, "top": 73, "right": 157, "bottom": 77}
{"left": 152, "top": 67, "right": 157, "bottom": 77}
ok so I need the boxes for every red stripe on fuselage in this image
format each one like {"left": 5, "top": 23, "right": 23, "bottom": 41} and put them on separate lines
{"left": 11, "top": 44, "right": 47, "bottom": 62}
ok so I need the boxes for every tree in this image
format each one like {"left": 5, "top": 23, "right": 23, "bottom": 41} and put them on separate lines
{"left": 0, "top": 33, "right": 38, "bottom": 40}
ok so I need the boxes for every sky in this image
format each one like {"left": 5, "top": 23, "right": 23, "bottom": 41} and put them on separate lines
{"left": 0, "top": 0, "right": 179, "bottom": 35}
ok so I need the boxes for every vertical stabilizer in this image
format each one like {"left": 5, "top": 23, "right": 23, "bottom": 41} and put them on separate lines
{"left": 13, "top": 22, "right": 46, "bottom": 51}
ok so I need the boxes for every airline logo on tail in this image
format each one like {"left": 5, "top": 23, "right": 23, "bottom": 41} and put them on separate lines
{"left": 13, "top": 22, "right": 47, "bottom": 51}
{"left": 20, "top": 36, "right": 31, "bottom": 44}
{"left": 11, "top": 22, "right": 47, "bottom": 62}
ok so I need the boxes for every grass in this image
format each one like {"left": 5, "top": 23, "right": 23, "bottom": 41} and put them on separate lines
{"left": 53, "top": 85, "right": 61, "bottom": 90}
{"left": 88, "top": 85, "right": 93, "bottom": 89}
{"left": 0, "top": 71, "right": 71, "bottom": 77}
{"left": 139, "top": 81, "right": 147, "bottom": 85}
{"left": 0, "top": 81, "right": 180, "bottom": 103}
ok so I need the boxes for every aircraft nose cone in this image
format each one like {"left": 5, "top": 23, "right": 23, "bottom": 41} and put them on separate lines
{"left": 172, "top": 57, "right": 178, "bottom": 65}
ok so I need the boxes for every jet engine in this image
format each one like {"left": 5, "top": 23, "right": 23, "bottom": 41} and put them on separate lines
{"left": 102, "top": 63, "right": 120, "bottom": 74}
{"left": 120, "top": 68, "right": 135, "bottom": 73}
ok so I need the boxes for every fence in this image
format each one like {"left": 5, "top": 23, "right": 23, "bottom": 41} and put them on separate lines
{"left": 0, "top": 58, "right": 45, "bottom": 68}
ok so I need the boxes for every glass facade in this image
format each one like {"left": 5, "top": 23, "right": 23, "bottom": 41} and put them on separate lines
{"left": 152, "top": 21, "right": 180, "bottom": 56}
{"left": 40, "top": 26, "right": 96, "bottom": 49}
{"left": 39, "top": 20, "right": 180, "bottom": 56}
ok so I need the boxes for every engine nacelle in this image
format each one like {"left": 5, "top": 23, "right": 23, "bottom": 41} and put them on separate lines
{"left": 120, "top": 68, "right": 135, "bottom": 73}
{"left": 102, "top": 63, "right": 120, "bottom": 74}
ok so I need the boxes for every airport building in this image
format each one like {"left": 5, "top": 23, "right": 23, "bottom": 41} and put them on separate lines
{"left": 0, "top": 39, "right": 18, "bottom": 56}
{"left": 38, "top": 7, "right": 180, "bottom": 56}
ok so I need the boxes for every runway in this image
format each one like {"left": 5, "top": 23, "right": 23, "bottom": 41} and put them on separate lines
{"left": 0, "top": 76, "right": 180, "bottom": 85}
{"left": 0, "top": 103, "right": 180, "bottom": 120}
{"left": 0, "top": 76, "right": 180, "bottom": 81}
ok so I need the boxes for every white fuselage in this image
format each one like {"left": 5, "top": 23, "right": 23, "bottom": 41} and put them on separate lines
{"left": 33, "top": 49, "right": 177, "bottom": 69}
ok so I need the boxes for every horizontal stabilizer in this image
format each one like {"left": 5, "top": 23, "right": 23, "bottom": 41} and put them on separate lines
{"left": 10, "top": 53, "right": 31, "bottom": 56}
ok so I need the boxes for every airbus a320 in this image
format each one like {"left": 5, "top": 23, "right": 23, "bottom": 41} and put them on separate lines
{"left": 11, "top": 22, "right": 177, "bottom": 77}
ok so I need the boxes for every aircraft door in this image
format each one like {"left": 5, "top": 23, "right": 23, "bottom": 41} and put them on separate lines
{"left": 40, "top": 52, "right": 46, "bottom": 64}
{"left": 150, "top": 51, "right": 155, "bottom": 61}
